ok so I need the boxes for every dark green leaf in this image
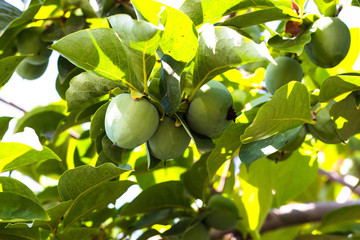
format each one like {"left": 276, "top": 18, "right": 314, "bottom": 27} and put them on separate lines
{"left": 58, "top": 163, "right": 131, "bottom": 201}
{"left": 0, "top": 177, "right": 38, "bottom": 203}
{"left": 330, "top": 92, "right": 360, "bottom": 140}
{"left": 36, "top": 186, "right": 60, "bottom": 203}
{"left": 220, "top": 8, "right": 298, "bottom": 30}
{"left": 0, "top": 56, "right": 27, "bottom": 89}
{"left": 0, "top": 192, "right": 49, "bottom": 222}
{"left": 66, "top": 72, "right": 125, "bottom": 111}
{"left": 90, "top": 102, "right": 108, "bottom": 141}
{"left": 0, "top": 1, "right": 22, "bottom": 31}
{"left": 57, "top": 228, "right": 97, "bottom": 240}
{"left": 318, "top": 75, "right": 360, "bottom": 102}
{"left": 102, "top": 135, "right": 124, "bottom": 164}
{"left": 0, "top": 143, "right": 61, "bottom": 173}
{"left": 63, "top": 180, "right": 134, "bottom": 228}
{"left": 121, "top": 181, "right": 191, "bottom": 215}
{"left": 14, "top": 103, "right": 67, "bottom": 135}
{"left": 190, "top": 25, "right": 271, "bottom": 99}
{"left": 0, "top": 116, "right": 13, "bottom": 140}
{"left": 160, "top": 55, "right": 186, "bottom": 114}
{"left": 240, "top": 82, "right": 314, "bottom": 144}
{"left": 0, "top": 224, "right": 40, "bottom": 240}
{"left": 145, "top": 141, "right": 162, "bottom": 169}
{"left": 321, "top": 205, "right": 360, "bottom": 230}
{"left": 132, "top": 0, "right": 198, "bottom": 62}
{"left": 239, "top": 126, "right": 303, "bottom": 168}
{"left": 51, "top": 28, "right": 144, "bottom": 92}
{"left": 33, "top": 200, "right": 73, "bottom": 229}
{"left": 295, "top": 235, "right": 348, "bottom": 240}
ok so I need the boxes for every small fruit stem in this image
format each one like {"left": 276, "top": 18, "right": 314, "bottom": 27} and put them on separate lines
{"left": 142, "top": 48, "right": 149, "bottom": 95}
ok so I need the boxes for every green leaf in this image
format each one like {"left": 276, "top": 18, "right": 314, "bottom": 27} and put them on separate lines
{"left": 14, "top": 102, "right": 67, "bottom": 135}
{"left": 102, "top": 135, "right": 124, "bottom": 164}
{"left": 190, "top": 25, "right": 271, "bottom": 99}
{"left": 240, "top": 82, "right": 314, "bottom": 144}
{"left": 0, "top": 192, "right": 49, "bottom": 222}
{"left": 268, "top": 26, "right": 312, "bottom": 55}
{"left": 0, "top": 224, "right": 40, "bottom": 240}
{"left": 239, "top": 126, "right": 304, "bottom": 168}
{"left": 58, "top": 163, "right": 131, "bottom": 201}
{"left": 160, "top": 55, "right": 186, "bottom": 114}
{"left": 0, "top": 177, "right": 38, "bottom": 203}
{"left": 121, "top": 181, "right": 191, "bottom": 215}
{"left": 175, "top": 115, "right": 215, "bottom": 154}
{"left": 90, "top": 102, "right": 108, "bottom": 141}
{"left": 318, "top": 75, "right": 360, "bottom": 102}
{"left": 0, "top": 4, "right": 41, "bottom": 52}
{"left": 57, "top": 228, "right": 97, "bottom": 240}
{"left": 108, "top": 14, "right": 161, "bottom": 91}
{"left": 132, "top": 0, "right": 198, "bottom": 62}
{"left": 180, "top": 0, "right": 276, "bottom": 26}
{"left": 0, "top": 56, "right": 27, "bottom": 89}
{"left": 51, "top": 28, "right": 144, "bottom": 92}
{"left": 320, "top": 205, "right": 360, "bottom": 230}
{"left": 0, "top": 116, "right": 13, "bottom": 140}
{"left": 33, "top": 200, "right": 73, "bottom": 229}
{"left": 295, "top": 235, "right": 348, "bottom": 240}
{"left": 66, "top": 72, "right": 125, "bottom": 111}
{"left": 0, "top": 1, "right": 22, "bottom": 31}
{"left": 330, "top": 91, "right": 360, "bottom": 140}
{"left": 145, "top": 141, "right": 162, "bottom": 169}
{"left": 63, "top": 180, "right": 134, "bottom": 229}
{"left": 313, "top": 0, "right": 337, "bottom": 17}
{"left": 181, "top": 153, "right": 209, "bottom": 200}
{"left": 207, "top": 121, "right": 248, "bottom": 179}
{"left": 220, "top": 8, "right": 298, "bottom": 30}
{"left": 0, "top": 143, "right": 61, "bottom": 173}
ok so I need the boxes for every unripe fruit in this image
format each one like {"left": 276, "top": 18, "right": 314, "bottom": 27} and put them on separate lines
{"left": 105, "top": 93, "right": 159, "bottom": 149}
{"left": 17, "top": 27, "right": 52, "bottom": 65}
{"left": 15, "top": 60, "right": 48, "bottom": 80}
{"left": 182, "top": 222, "right": 209, "bottom": 240}
{"left": 280, "top": 125, "right": 307, "bottom": 152}
{"left": 267, "top": 150, "right": 293, "bottom": 162}
{"left": 306, "top": 102, "right": 343, "bottom": 144}
{"left": 305, "top": 17, "right": 350, "bottom": 68}
{"left": 148, "top": 117, "right": 190, "bottom": 160}
{"left": 264, "top": 56, "right": 303, "bottom": 95}
{"left": 186, "top": 80, "right": 233, "bottom": 137}
{"left": 204, "top": 194, "right": 239, "bottom": 231}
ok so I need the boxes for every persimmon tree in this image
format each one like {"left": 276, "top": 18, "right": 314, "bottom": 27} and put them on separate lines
{"left": 1, "top": 0, "right": 360, "bottom": 239}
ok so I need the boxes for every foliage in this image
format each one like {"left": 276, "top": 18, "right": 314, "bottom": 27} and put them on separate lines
{"left": 0, "top": 0, "right": 360, "bottom": 239}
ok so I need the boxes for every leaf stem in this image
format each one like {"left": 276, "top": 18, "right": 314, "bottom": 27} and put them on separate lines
{"left": 260, "top": 24, "right": 277, "bottom": 37}
{"left": 142, "top": 50, "right": 149, "bottom": 95}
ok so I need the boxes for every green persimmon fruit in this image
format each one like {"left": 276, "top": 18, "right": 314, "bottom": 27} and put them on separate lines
{"left": 148, "top": 117, "right": 190, "bottom": 160}
{"left": 17, "top": 27, "right": 52, "bottom": 65}
{"left": 306, "top": 101, "right": 343, "bottom": 144}
{"left": 305, "top": 17, "right": 350, "bottom": 68}
{"left": 280, "top": 125, "right": 307, "bottom": 152}
{"left": 105, "top": 93, "right": 159, "bottom": 149}
{"left": 186, "top": 80, "right": 233, "bottom": 137}
{"left": 204, "top": 194, "right": 240, "bottom": 231}
{"left": 15, "top": 60, "right": 48, "bottom": 80}
{"left": 182, "top": 222, "right": 210, "bottom": 240}
{"left": 264, "top": 56, "right": 303, "bottom": 95}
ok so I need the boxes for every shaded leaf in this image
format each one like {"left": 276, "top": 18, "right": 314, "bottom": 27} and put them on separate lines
{"left": 63, "top": 180, "right": 134, "bottom": 228}
{"left": 320, "top": 205, "right": 360, "bottom": 230}
{"left": 58, "top": 163, "right": 131, "bottom": 201}
{"left": 190, "top": 25, "right": 271, "bottom": 99}
{"left": 33, "top": 200, "right": 73, "bottom": 229}
{"left": 0, "top": 56, "right": 27, "bottom": 89}
{"left": 0, "top": 1, "right": 22, "bottom": 31}
{"left": 145, "top": 141, "right": 162, "bottom": 169}
{"left": 132, "top": 0, "right": 198, "bottom": 62}
{"left": 220, "top": 8, "right": 298, "bottom": 30}
{"left": 318, "top": 75, "right": 360, "bottom": 102}
{"left": 121, "top": 181, "right": 191, "bottom": 215}
{"left": 0, "top": 224, "right": 40, "bottom": 240}
{"left": 0, "top": 177, "right": 38, "bottom": 203}
{"left": 102, "top": 135, "right": 124, "bottom": 164}
{"left": 57, "top": 227, "right": 97, "bottom": 240}
{"left": 240, "top": 82, "right": 314, "bottom": 144}
{"left": 0, "top": 192, "right": 49, "bottom": 222}
{"left": 0, "top": 143, "right": 61, "bottom": 173}
{"left": 0, "top": 116, "right": 13, "bottom": 140}
{"left": 160, "top": 55, "right": 186, "bottom": 114}
{"left": 90, "top": 102, "right": 109, "bottom": 141}
{"left": 51, "top": 28, "right": 144, "bottom": 92}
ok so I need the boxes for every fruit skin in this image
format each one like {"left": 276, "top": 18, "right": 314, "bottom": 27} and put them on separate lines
{"left": 306, "top": 101, "right": 343, "bottom": 144}
{"left": 204, "top": 194, "right": 240, "bottom": 231}
{"left": 17, "top": 27, "right": 52, "bottom": 65}
{"left": 15, "top": 60, "right": 48, "bottom": 80}
{"left": 182, "top": 222, "right": 210, "bottom": 240}
{"left": 264, "top": 56, "right": 303, "bottom": 95}
{"left": 104, "top": 93, "right": 159, "bottom": 149}
{"left": 148, "top": 117, "right": 190, "bottom": 160}
{"left": 186, "top": 80, "right": 233, "bottom": 137}
{"left": 305, "top": 17, "right": 350, "bottom": 68}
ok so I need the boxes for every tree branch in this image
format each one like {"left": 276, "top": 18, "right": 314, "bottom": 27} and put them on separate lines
{"left": 0, "top": 97, "right": 27, "bottom": 113}
{"left": 318, "top": 168, "right": 360, "bottom": 196}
